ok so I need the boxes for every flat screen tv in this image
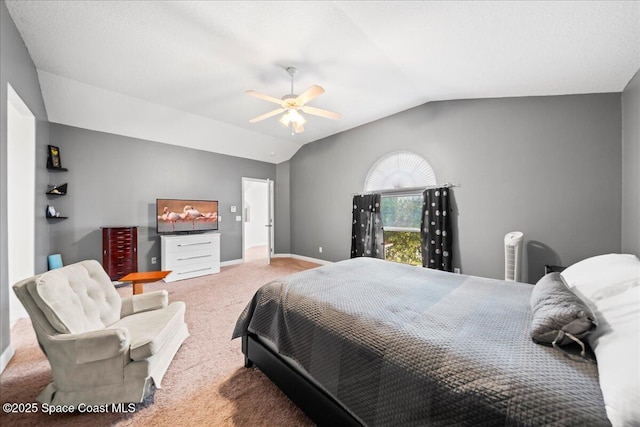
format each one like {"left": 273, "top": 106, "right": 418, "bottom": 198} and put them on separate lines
{"left": 156, "top": 199, "right": 218, "bottom": 234}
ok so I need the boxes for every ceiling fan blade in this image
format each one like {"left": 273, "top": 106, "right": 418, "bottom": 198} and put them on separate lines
{"left": 249, "top": 108, "right": 285, "bottom": 123}
{"left": 246, "top": 90, "right": 284, "bottom": 105}
{"left": 302, "top": 105, "right": 341, "bottom": 120}
{"left": 296, "top": 85, "right": 325, "bottom": 106}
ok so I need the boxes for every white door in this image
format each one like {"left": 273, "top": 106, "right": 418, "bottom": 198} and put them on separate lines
{"left": 266, "top": 179, "right": 274, "bottom": 264}
{"left": 242, "top": 177, "right": 275, "bottom": 263}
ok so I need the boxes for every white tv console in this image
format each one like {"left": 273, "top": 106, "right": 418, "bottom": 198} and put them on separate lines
{"left": 161, "top": 233, "right": 220, "bottom": 282}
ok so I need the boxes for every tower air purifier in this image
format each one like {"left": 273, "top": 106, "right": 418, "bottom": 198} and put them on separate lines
{"left": 504, "top": 231, "right": 524, "bottom": 282}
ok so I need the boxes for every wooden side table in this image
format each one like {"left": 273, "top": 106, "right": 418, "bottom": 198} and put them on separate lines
{"left": 120, "top": 271, "right": 171, "bottom": 295}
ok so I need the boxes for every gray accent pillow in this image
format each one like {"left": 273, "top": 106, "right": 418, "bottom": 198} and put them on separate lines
{"left": 530, "top": 272, "right": 597, "bottom": 346}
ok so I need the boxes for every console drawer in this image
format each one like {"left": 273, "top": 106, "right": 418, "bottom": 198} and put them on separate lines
{"left": 161, "top": 233, "right": 220, "bottom": 282}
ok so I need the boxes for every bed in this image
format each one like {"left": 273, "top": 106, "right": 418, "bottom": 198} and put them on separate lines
{"left": 233, "top": 256, "right": 639, "bottom": 426}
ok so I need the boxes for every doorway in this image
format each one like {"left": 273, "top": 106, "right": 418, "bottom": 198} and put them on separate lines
{"left": 7, "top": 83, "right": 36, "bottom": 325}
{"left": 242, "top": 177, "right": 274, "bottom": 263}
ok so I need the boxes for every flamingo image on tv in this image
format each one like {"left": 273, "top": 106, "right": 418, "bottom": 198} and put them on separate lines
{"left": 157, "top": 199, "right": 218, "bottom": 233}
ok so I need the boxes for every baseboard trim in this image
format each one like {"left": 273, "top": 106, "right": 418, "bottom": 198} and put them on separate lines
{"left": 221, "top": 259, "right": 243, "bottom": 267}
{"left": 222, "top": 254, "right": 333, "bottom": 266}
{"left": 273, "top": 253, "right": 333, "bottom": 265}
{"left": 1, "top": 343, "right": 15, "bottom": 374}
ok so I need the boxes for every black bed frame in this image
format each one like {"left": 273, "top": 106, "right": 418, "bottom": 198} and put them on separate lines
{"left": 242, "top": 333, "right": 362, "bottom": 426}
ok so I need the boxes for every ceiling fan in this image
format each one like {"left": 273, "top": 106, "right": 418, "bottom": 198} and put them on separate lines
{"left": 247, "top": 67, "right": 341, "bottom": 135}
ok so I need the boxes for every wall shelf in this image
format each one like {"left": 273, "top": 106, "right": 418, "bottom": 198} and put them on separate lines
{"left": 46, "top": 183, "right": 67, "bottom": 196}
{"left": 46, "top": 152, "right": 69, "bottom": 221}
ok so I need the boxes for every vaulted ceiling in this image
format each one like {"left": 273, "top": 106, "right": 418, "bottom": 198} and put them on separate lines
{"left": 6, "top": 1, "right": 639, "bottom": 163}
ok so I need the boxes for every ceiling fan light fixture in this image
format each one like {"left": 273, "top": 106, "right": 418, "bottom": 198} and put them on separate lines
{"left": 247, "top": 66, "right": 340, "bottom": 135}
{"left": 278, "top": 112, "right": 291, "bottom": 127}
{"left": 279, "top": 109, "right": 306, "bottom": 130}
{"left": 290, "top": 109, "right": 306, "bottom": 125}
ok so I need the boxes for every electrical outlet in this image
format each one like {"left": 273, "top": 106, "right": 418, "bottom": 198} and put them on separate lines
{"left": 319, "top": 246, "right": 323, "bottom": 253}
{"left": 151, "top": 257, "right": 157, "bottom": 265}
{"left": 454, "top": 268, "right": 461, "bottom": 274}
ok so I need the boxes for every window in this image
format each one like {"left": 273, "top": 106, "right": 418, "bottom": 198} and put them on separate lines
{"left": 381, "top": 193, "right": 423, "bottom": 266}
{"left": 365, "top": 151, "right": 436, "bottom": 192}
{"left": 364, "top": 151, "right": 437, "bottom": 266}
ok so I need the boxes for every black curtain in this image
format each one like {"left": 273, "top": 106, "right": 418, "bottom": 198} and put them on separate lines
{"left": 351, "top": 193, "right": 384, "bottom": 259}
{"left": 421, "top": 187, "right": 453, "bottom": 271}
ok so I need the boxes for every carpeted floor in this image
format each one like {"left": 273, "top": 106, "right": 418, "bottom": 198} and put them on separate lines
{"left": 0, "top": 257, "right": 318, "bottom": 426}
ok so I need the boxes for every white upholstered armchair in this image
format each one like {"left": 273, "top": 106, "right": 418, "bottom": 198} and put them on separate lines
{"left": 12, "top": 260, "right": 189, "bottom": 406}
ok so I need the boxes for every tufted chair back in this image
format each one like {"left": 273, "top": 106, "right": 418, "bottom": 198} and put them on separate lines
{"left": 23, "top": 260, "right": 122, "bottom": 333}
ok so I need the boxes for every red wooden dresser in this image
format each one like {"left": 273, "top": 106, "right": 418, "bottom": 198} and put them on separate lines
{"left": 102, "top": 226, "right": 138, "bottom": 281}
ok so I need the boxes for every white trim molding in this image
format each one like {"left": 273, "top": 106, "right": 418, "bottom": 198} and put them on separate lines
{"left": 1, "top": 343, "right": 15, "bottom": 374}
{"left": 272, "top": 253, "right": 334, "bottom": 265}
{"left": 220, "top": 259, "right": 243, "bottom": 267}
{"left": 225, "top": 255, "right": 333, "bottom": 267}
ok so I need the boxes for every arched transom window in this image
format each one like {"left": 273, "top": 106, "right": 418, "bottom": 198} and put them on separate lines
{"left": 364, "top": 151, "right": 436, "bottom": 266}
{"left": 364, "top": 151, "right": 436, "bottom": 192}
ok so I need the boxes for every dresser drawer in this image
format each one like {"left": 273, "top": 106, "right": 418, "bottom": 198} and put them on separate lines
{"left": 108, "top": 259, "right": 133, "bottom": 269}
{"left": 161, "top": 233, "right": 220, "bottom": 282}
{"left": 169, "top": 251, "right": 215, "bottom": 266}
{"left": 166, "top": 260, "right": 219, "bottom": 281}
{"left": 109, "top": 237, "right": 133, "bottom": 246}
{"left": 163, "top": 236, "right": 217, "bottom": 255}
{"left": 105, "top": 232, "right": 133, "bottom": 242}
{"left": 109, "top": 248, "right": 133, "bottom": 256}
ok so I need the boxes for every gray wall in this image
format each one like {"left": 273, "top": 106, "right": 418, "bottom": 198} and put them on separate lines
{"left": 1, "top": 0, "right": 50, "bottom": 358}
{"left": 622, "top": 69, "right": 640, "bottom": 256}
{"left": 47, "top": 124, "right": 276, "bottom": 270}
{"left": 290, "top": 94, "right": 622, "bottom": 283}
{"left": 275, "top": 161, "right": 291, "bottom": 254}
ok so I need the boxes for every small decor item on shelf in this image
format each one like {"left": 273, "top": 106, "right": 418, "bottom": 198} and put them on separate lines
{"left": 47, "top": 183, "right": 68, "bottom": 195}
{"left": 47, "top": 145, "right": 62, "bottom": 169}
{"left": 46, "top": 205, "right": 58, "bottom": 218}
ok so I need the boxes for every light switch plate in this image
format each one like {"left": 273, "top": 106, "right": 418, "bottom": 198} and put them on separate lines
{"left": 235, "top": 215, "right": 241, "bottom": 222}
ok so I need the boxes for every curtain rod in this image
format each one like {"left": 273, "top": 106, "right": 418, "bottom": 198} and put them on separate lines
{"left": 352, "top": 182, "right": 460, "bottom": 197}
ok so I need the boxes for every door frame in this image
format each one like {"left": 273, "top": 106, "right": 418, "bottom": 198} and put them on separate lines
{"left": 7, "top": 83, "right": 35, "bottom": 326}
{"left": 241, "top": 177, "right": 275, "bottom": 263}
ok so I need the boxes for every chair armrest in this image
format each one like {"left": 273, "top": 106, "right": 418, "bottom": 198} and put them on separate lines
{"left": 120, "top": 290, "right": 168, "bottom": 318}
{"left": 51, "top": 328, "right": 130, "bottom": 364}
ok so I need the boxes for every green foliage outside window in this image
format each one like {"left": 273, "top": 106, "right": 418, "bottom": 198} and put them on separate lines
{"left": 381, "top": 195, "right": 423, "bottom": 266}
{"left": 380, "top": 195, "right": 422, "bottom": 228}
{"left": 384, "top": 231, "right": 422, "bottom": 266}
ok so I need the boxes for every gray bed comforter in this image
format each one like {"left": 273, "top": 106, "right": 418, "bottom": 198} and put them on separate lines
{"left": 233, "top": 257, "right": 609, "bottom": 426}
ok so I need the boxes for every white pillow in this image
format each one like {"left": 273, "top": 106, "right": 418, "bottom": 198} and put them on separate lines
{"left": 561, "top": 254, "right": 640, "bottom": 427}
{"left": 560, "top": 253, "right": 639, "bottom": 300}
